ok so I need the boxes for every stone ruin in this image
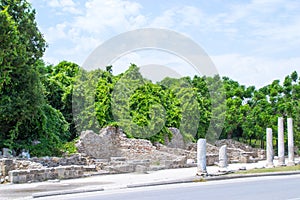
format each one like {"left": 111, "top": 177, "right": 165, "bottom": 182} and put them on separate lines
{"left": 75, "top": 126, "right": 266, "bottom": 172}
{"left": 0, "top": 126, "right": 266, "bottom": 184}
{"left": 215, "top": 139, "right": 266, "bottom": 163}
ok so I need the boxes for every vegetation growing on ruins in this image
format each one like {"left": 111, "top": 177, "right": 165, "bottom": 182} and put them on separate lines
{"left": 1, "top": 0, "right": 300, "bottom": 156}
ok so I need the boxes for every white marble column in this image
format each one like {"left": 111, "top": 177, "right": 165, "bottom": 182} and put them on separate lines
{"left": 219, "top": 145, "right": 228, "bottom": 168}
{"left": 197, "top": 139, "right": 207, "bottom": 175}
{"left": 266, "top": 128, "right": 274, "bottom": 167}
{"left": 287, "top": 118, "right": 295, "bottom": 166}
{"left": 278, "top": 117, "right": 285, "bottom": 166}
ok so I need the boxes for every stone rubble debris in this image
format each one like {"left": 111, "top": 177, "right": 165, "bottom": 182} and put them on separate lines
{"left": 1, "top": 126, "right": 266, "bottom": 184}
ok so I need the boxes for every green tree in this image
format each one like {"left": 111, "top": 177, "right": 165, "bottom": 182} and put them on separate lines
{"left": 222, "top": 77, "right": 248, "bottom": 140}
{"left": 282, "top": 72, "right": 300, "bottom": 148}
{"left": 42, "top": 61, "right": 79, "bottom": 140}
{"left": 191, "top": 76, "right": 211, "bottom": 139}
{"left": 161, "top": 77, "right": 200, "bottom": 142}
{"left": 95, "top": 66, "right": 117, "bottom": 128}
{"left": 0, "top": 0, "right": 46, "bottom": 65}
{"left": 202, "top": 75, "right": 226, "bottom": 143}
{"left": 73, "top": 68, "right": 103, "bottom": 134}
{"left": 0, "top": 0, "right": 68, "bottom": 156}
{"left": 111, "top": 64, "right": 168, "bottom": 142}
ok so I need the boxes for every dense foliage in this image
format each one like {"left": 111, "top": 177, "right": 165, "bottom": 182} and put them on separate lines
{"left": 1, "top": 0, "right": 299, "bottom": 156}
{"left": 72, "top": 64, "right": 300, "bottom": 150}
{"left": 0, "top": 0, "right": 68, "bottom": 156}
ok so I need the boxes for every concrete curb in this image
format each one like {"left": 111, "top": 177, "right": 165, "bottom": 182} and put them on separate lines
{"left": 32, "top": 187, "right": 104, "bottom": 198}
{"left": 205, "top": 170, "right": 300, "bottom": 181}
{"left": 128, "top": 171, "right": 300, "bottom": 188}
{"left": 127, "top": 177, "right": 195, "bottom": 188}
{"left": 32, "top": 171, "right": 300, "bottom": 198}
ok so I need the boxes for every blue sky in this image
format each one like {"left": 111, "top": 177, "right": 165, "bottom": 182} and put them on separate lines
{"left": 29, "top": 0, "right": 300, "bottom": 88}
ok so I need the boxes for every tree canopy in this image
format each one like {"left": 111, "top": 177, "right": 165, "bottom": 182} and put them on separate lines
{"left": 0, "top": 0, "right": 68, "bottom": 156}
{"left": 1, "top": 0, "right": 299, "bottom": 156}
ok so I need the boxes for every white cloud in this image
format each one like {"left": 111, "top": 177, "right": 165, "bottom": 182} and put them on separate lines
{"left": 151, "top": 10, "right": 175, "bottom": 28}
{"left": 151, "top": 6, "right": 202, "bottom": 29}
{"left": 212, "top": 54, "right": 300, "bottom": 88}
{"left": 48, "top": 0, "right": 60, "bottom": 7}
{"left": 207, "top": 0, "right": 300, "bottom": 41}
{"left": 111, "top": 50, "right": 198, "bottom": 79}
{"left": 47, "top": 0, "right": 75, "bottom": 7}
{"left": 45, "top": 23, "right": 67, "bottom": 43}
{"left": 60, "top": 0, "right": 76, "bottom": 7}
{"left": 45, "top": 0, "right": 81, "bottom": 14}
{"left": 199, "top": 0, "right": 300, "bottom": 66}
{"left": 253, "top": 17, "right": 300, "bottom": 42}
{"left": 39, "top": 0, "right": 300, "bottom": 89}
{"left": 43, "top": 0, "right": 148, "bottom": 65}
{"left": 219, "top": 0, "right": 284, "bottom": 25}
{"left": 74, "top": 0, "right": 146, "bottom": 34}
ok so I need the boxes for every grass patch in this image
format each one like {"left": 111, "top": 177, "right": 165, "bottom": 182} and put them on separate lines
{"left": 193, "top": 178, "right": 207, "bottom": 182}
{"left": 236, "top": 165, "right": 300, "bottom": 174}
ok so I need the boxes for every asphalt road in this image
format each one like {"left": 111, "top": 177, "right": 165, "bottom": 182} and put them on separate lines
{"left": 47, "top": 175, "right": 300, "bottom": 200}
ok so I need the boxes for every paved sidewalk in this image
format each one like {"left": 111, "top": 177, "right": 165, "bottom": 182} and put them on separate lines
{"left": 0, "top": 159, "right": 299, "bottom": 200}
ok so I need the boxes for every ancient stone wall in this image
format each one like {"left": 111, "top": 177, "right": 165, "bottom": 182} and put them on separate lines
{"left": 0, "top": 127, "right": 267, "bottom": 184}
{"left": 76, "top": 128, "right": 187, "bottom": 166}
{"left": 76, "top": 128, "right": 221, "bottom": 167}
{"left": 165, "top": 128, "right": 186, "bottom": 149}
{"left": 76, "top": 128, "right": 123, "bottom": 159}
{"left": 9, "top": 165, "right": 85, "bottom": 184}
{"left": 30, "top": 154, "right": 89, "bottom": 167}
{"left": 215, "top": 139, "right": 265, "bottom": 162}
{"left": 215, "top": 139, "right": 265, "bottom": 157}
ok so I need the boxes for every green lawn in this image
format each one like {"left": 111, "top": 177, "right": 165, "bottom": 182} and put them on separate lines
{"left": 236, "top": 165, "right": 300, "bottom": 174}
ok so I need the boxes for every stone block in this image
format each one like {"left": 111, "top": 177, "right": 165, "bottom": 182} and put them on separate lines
{"left": 240, "top": 154, "right": 250, "bottom": 163}
{"left": 163, "top": 160, "right": 174, "bottom": 168}
{"left": 149, "top": 165, "right": 166, "bottom": 171}
{"left": 83, "top": 165, "right": 97, "bottom": 172}
{"left": 1, "top": 159, "right": 14, "bottom": 177}
{"left": 165, "top": 128, "right": 187, "bottom": 149}
{"left": 104, "top": 164, "right": 135, "bottom": 173}
{"left": 2, "top": 148, "right": 12, "bottom": 158}
{"left": 110, "top": 157, "right": 126, "bottom": 162}
{"left": 206, "top": 154, "right": 218, "bottom": 166}
{"left": 128, "top": 160, "right": 151, "bottom": 167}
{"left": 135, "top": 165, "right": 148, "bottom": 173}
{"left": 56, "top": 167, "right": 65, "bottom": 178}
{"left": 76, "top": 128, "right": 123, "bottom": 159}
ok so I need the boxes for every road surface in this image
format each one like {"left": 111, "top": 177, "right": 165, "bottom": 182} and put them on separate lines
{"left": 42, "top": 175, "right": 300, "bottom": 200}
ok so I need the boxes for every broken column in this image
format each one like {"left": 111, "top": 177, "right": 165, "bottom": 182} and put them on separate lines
{"left": 278, "top": 117, "right": 285, "bottom": 166}
{"left": 287, "top": 118, "right": 295, "bottom": 166}
{"left": 266, "top": 128, "right": 274, "bottom": 167}
{"left": 197, "top": 139, "right": 207, "bottom": 176}
{"left": 218, "top": 145, "right": 228, "bottom": 168}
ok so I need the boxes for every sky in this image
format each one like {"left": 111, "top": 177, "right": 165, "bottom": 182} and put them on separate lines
{"left": 28, "top": 0, "right": 300, "bottom": 88}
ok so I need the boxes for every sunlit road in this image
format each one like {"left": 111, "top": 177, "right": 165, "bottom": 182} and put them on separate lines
{"left": 43, "top": 175, "right": 300, "bottom": 200}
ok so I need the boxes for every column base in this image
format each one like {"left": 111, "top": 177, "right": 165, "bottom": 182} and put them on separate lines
{"left": 218, "top": 167, "right": 231, "bottom": 173}
{"left": 218, "top": 163, "right": 228, "bottom": 168}
{"left": 287, "top": 161, "right": 295, "bottom": 166}
{"left": 196, "top": 170, "right": 208, "bottom": 176}
{"left": 277, "top": 161, "right": 286, "bottom": 166}
{"left": 278, "top": 157, "right": 285, "bottom": 166}
{"left": 266, "top": 163, "right": 274, "bottom": 168}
